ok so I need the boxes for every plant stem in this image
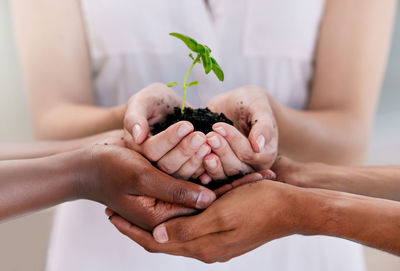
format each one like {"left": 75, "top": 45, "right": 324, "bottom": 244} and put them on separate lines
{"left": 181, "top": 54, "right": 201, "bottom": 114}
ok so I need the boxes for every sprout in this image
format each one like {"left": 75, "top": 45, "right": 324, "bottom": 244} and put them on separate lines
{"left": 168, "top": 32, "right": 224, "bottom": 114}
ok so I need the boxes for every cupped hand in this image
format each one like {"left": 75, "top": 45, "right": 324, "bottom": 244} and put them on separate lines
{"left": 77, "top": 143, "right": 216, "bottom": 231}
{"left": 123, "top": 83, "right": 209, "bottom": 180}
{"left": 107, "top": 178, "right": 305, "bottom": 263}
{"left": 203, "top": 86, "right": 278, "bottom": 181}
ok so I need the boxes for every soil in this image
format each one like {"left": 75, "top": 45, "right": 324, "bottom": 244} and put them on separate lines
{"left": 152, "top": 107, "right": 233, "bottom": 135}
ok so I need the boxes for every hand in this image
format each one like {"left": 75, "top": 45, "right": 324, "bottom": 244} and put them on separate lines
{"left": 77, "top": 144, "right": 216, "bottom": 231}
{"left": 202, "top": 86, "right": 278, "bottom": 181}
{"left": 107, "top": 179, "right": 311, "bottom": 263}
{"left": 123, "top": 83, "right": 209, "bottom": 180}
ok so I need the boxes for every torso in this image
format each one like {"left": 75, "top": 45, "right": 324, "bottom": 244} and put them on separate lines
{"left": 45, "top": 1, "right": 366, "bottom": 270}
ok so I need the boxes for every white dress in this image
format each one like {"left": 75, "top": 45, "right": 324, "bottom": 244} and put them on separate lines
{"left": 46, "top": 1, "right": 366, "bottom": 270}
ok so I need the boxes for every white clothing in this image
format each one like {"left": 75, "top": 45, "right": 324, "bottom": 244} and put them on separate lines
{"left": 46, "top": 1, "right": 366, "bottom": 270}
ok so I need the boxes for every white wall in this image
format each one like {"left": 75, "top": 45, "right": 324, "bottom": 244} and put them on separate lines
{"left": 0, "top": 0, "right": 399, "bottom": 270}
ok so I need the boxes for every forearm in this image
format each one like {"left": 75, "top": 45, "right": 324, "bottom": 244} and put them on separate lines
{"left": 0, "top": 150, "right": 86, "bottom": 221}
{"left": 270, "top": 97, "right": 369, "bottom": 165}
{"left": 0, "top": 140, "right": 85, "bottom": 160}
{"left": 303, "top": 188, "right": 400, "bottom": 255}
{"left": 34, "top": 103, "right": 125, "bottom": 140}
{"left": 0, "top": 130, "right": 124, "bottom": 160}
{"left": 306, "top": 164, "right": 400, "bottom": 201}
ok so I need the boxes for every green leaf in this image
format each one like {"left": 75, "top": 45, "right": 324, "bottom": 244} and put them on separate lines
{"left": 211, "top": 57, "right": 224, "bottom": 81}
{"left": 188, "top": 53, "right": 195, "bottom": 60}
{"left": 201, "top": 49, "right": 212, "bottom": 74}
{"left": 186, "top": 81, "right": 198, "bottom": 87}
{"left": 167, "top": 81, "right": 178, "bottom": 87}
{"left": 195, "top": 44, "right": 206, "bottom": 54}
{"left": 169, "top": 33, "right": 201, "bottom": 53}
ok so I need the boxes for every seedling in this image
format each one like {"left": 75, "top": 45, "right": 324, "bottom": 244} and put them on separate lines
{"left": 167, "top": 33, "right": 224, "bottom": 114}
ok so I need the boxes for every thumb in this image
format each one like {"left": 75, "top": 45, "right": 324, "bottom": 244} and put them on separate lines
{"left": 248, "top": 107, "right": 277, "bottom": 155}
{"left": 139, "top": 169, "right": 217, "bottom": 210}
{"left": 124, "top": 99, "right": 151, "bottom": 145}
{"left": 153, "top": 211, "right": 218, "bottom": 243}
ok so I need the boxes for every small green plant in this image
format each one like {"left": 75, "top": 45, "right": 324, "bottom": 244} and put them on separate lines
{"left": 167, "top": 32, "right": 224, "bottom": 114}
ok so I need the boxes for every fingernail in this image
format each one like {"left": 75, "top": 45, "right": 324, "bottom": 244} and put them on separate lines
{"left": 153, "top": 225, "right": 169, "bottom": 243}
{"left": 132, "top": 124, "right": 142, "bottom": 143}
{"left": 177, "top": 123, "right": 192, "bottom": 138}
{"left": 256, "top": 135, "right": 265, "bottom": 152}
{"left": 196, "top": 190, "right": 214, "bottom": 209}
{"left": 207, "top": 136, "right": 220, "bottom": 149}
{"left": 190, "top": 134, "right": 205, "bottom": 149}
{"left": 205, "top": 157, "right": 217, "bottom": 169}
{"left": 196, "top": 145, "right": 210, "bottom": 159}
{"left": 214, "top": 126, "right": 226, "bottom": 136}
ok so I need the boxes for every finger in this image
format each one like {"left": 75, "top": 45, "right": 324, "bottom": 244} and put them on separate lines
{"left": 213, "top": 169, "right": 276, "bottom": 197}
{"left": 116, "top": 195, "right": 197, "bottom": 230}
{"left": 124, "top": 99, "right": 152, "bottom": 145}
{"left": 247, "top": 105, "right": 277, "bottom": 154}
{"left": 157, "top": 132, "right": 206, "bottom": 175}
{"left": 109, "top": 214, "right": 195, "bottom": 257}
{"left": 174, "top": 144, "right": 211, "bottom": 180}
{"left": 203, "top": 153, "right": 227, "bottom": 181}
{"left": 199, "top": 173, "right": 212, "bottom": 185}
{"left": 109, "top": 215, "right": 165, "bottom": 251}
{"left": 212, "top": 123, "right": 254, "bottom": 163}
{"left": 206, "top": 132, "right": 253, "bottom": 176}
{"left": 124, "top": 83, "right": 180, "bottom": 144}
{"left": 153, "top": 209, "right": 224, "bottom": 243}
{"left": 213, "top": 123, "right": 272, "bottom": 170}
{"left": 141, "top": 121, "right": 194, "bottom": 161}
{"left": 213, "top": 172, "right": 263, "bottom": 197}
{"left": 192, "top": 166, "right": 206, "bottom": 180}
{"left": 105, "top": 207, "right": 115, "bottom": 217}
{"left": 139, "top": 170, "right": 216, "bottom": 209}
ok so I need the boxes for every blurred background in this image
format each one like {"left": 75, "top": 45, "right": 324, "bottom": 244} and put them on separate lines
{"left": 0, "top": 0, "right": 399, "bottom": 270}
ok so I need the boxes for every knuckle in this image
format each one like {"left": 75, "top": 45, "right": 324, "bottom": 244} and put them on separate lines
{"left": 142, "top": 145, "right": 158, "bottom": 162}
{"left": 157, "top": 161, "right": 176, "bottom": 175}
{"left": 225, "top": 167, "right": 241, "bottom": 176}
{"left": 237, "top": 151, "right": 254, "bottom": 163}
{"left": 202, "top": 257, "right": 216, "bottom": 264}
{"left": 229, "top": 131, "right": 242, "bottom": 143}
{"left": 166, "top": 130, "right": 180, "bottom": 146}
{"left": 214, "top": 210, "right": 232, "bottom": 229}
{"left": 143, "top": 245, "right": 157, "bottom": 253}
{"left": 196, "top": 249, "right": 212, "bottom": 263}
{"left": 172, "top": 186, "right": 189, "bottom": 204}
{"left": 179, "top": 141, "right": 196, "bottom": 157}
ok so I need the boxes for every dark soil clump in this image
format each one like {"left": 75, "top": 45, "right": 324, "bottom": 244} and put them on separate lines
{"left": 152, "top": 107, "right": 233, "bottom": 135}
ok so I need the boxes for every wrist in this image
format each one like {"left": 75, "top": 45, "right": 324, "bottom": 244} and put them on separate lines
{"left": 303, "top": 162, "right": 354, "bottom": 192}
{"left": 66, "top": 147, "right": 98, "bottom": 200}
{"left": 110, "top": 104, "right": 126, "bottom": 129}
